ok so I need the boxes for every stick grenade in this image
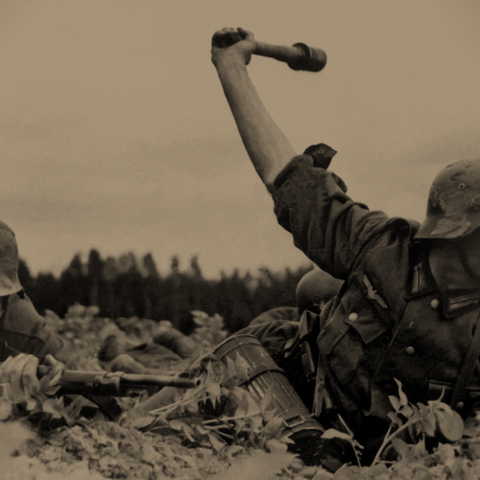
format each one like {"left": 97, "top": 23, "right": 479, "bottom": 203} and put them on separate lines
{"left": 254, "top": 41, "right": 327, "bottom": 72}
{"left": 218, "top": 31, "right": 327, "bottom": 72}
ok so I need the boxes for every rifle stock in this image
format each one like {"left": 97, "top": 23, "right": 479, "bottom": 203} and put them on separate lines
{"left": 38, "top": 365, "right": 199, "bottom": 397}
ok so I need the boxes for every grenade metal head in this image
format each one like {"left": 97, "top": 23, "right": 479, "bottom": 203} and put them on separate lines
{"left": 415, "top": 159, "right": 480, "bottom": 239}
{"left": 288, "top": 43, "right": 327, "bottom": 72}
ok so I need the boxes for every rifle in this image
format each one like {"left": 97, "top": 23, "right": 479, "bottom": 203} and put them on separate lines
{"left": 38, "top": 365, "right": 200, "bottom": 397}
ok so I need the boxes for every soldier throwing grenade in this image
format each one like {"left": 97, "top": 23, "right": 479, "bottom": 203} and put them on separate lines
{"left": 212, "top": 27, "right": 480, "bottom": 466}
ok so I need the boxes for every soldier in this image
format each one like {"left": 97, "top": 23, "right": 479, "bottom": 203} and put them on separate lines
{"left": 0, "top": 220, "right": 65, "bottom": 402}
{"left": 0, "top": 218, "right": 198, "bottom": 404}
{"left": 240, "top": 266, "right": 343, "bottom": 363}
{"left": 212, "top": 27, "right": 480, "bottom": 463}
{"left": 295, "top": 266, "right": 344, "bottom": 317}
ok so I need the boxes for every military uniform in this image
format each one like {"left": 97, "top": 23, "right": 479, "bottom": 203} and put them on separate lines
{"left": 263, "top": 145, "right": 480, "bottom": 438}
{"left": 0, "top": 290, "right": 66, "bottom": 362}
{"left": 0, "top": 219, "right": 67, "bottom": 363}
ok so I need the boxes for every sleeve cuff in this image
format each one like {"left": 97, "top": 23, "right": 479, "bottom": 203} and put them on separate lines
{"left": 268, "top": 155, "right": 314, "bottom": 194}
{"left": 269, "top": 143, "right": 338, "bottom": 194}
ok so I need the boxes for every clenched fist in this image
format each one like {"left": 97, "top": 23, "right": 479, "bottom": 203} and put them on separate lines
{"left": 211, "top": 27, "right": 256, "bottom": 67}
{"left": 0, "top": 353, "right": 65, "bottom": 409}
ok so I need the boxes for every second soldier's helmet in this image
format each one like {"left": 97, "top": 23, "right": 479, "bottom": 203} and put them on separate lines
{"left": 0, "top": 220, "right": 23, "bottom": 296}
{"left": 415, "top": 159, "right": 480, "bottom": 240}
{"left": 296, "top": 266, "right": 344, "bottom": 314}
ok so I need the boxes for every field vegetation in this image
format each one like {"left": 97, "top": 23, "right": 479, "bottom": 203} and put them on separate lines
{"left": 3, "top": 255, "right": 480, "bottom": 479}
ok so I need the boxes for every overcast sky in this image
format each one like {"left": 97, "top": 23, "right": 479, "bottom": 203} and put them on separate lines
{"left": 1, "top": 0, "right": 479, "bottom": 278}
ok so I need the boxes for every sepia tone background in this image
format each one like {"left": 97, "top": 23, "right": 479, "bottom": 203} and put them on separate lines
{"left": 1, "top": 0, "right": 480, "bottom": 279}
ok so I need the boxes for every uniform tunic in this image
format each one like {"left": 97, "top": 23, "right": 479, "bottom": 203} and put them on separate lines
{"left": 269, "top": 150, "right": 480, "bottom": 429}
{"left": 0, "top": 291, "right": 66, "bottom": 362}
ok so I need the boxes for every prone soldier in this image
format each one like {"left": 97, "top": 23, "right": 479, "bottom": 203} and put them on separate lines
{"left": 0, "top": 220, "right": 66, "bottom": 403}
{"left": 240, "top": 266, "right": 343, "bottom": 365}
{"left": 0, "top": 219, "right": 199, "bottom": 407}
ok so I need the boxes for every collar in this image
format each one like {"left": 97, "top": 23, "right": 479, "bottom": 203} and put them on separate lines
{"left": 408, "top": 259, "right": 436, "bottom": 298}
{"left": 407, "top": 245, "right": 480, "bottom": 318}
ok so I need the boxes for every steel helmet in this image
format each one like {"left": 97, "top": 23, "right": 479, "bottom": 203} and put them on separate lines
{"left": 296, "top": 266, "right": 343, "bottom": 314}
{"left": 0, "top": 220, "right": 22, "bottom": 296}
{"left": 415, "top": 159, "right": 480, "bottom": 239}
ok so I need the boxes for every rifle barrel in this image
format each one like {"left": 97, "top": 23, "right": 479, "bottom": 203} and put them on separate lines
{"left": 121, "top": 373, "right": 200, "bottom": 389}
{"left": 38, "top": 365, "right": 200, "bottom": 396}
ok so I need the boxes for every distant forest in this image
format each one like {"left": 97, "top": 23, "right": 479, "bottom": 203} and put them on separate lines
{"left": 18, "top": 250, "right": 312, "bottom": 334}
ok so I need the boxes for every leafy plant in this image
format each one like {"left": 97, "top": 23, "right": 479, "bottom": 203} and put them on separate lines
{"left": 371, "top": 379, "right": 464, "bottom": 466}
{"left": 190, "top": 311, "right": 228, "bottom": 350}
{"left": 5, "top": 309, "right": 480, "bottom": 480}
{"left": 138, "top": 348, "right": 294, "bottom": 459}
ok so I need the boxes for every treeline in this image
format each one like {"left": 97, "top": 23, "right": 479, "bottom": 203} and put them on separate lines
{"left": 17, "top": 250, "right": 311, "bottom": 334}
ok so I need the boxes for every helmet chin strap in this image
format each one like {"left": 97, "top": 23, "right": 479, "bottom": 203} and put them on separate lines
{"left": 455, "top": 238, "right": 480, "bottom": 284}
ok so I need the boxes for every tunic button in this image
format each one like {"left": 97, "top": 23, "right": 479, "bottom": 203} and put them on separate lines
{"left": 430, "top": 299, "right": 440, "bottom": 309}
{"left": 405, "top": 346, "right": 415, "bottom": 356}
{"left": 348, "top": 312, "right": 358, "bottom": 321}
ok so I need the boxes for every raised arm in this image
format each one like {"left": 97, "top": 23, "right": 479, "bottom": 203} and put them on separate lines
{"left": 211, "top": 27, "right": 297, "bottom": 188}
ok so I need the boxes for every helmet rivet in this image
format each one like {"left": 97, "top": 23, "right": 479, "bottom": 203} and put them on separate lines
{"left": 458, "top": 183, "right": 466, "bottom": 189}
